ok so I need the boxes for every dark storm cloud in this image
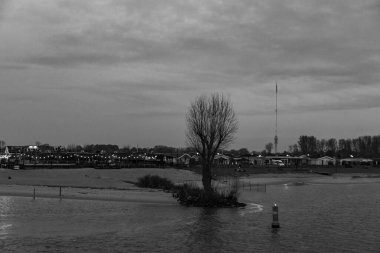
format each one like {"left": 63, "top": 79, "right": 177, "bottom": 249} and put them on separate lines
{"left": 266, "top": 58, "right": 380, "bottom": 86}
{"left": 27, "top": 53, "right": 124, "bottom": 67}
{"left": 106, "top": 80, "right": 196, "bottom": 92}
{"left": 295, "top": 93, "right": 380, "bottom": 112}
{"left": 16, "top": 0, "right": 380, "bottom": 92}
{"left": 0, "top": 64, "right": 28, "bottom": 70}
{"left": 0, "top": 0, "right": 10, "bottom": 19}
{"left": 1, "top": 0, "right": 380, "bottom": 149}
{"left": 26, "top": 33, "right": 175, "bottom": 67}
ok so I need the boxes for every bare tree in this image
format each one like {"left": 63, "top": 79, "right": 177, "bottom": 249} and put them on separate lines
{"left": 186, "top": 93, "right": 238, "bottom": 194}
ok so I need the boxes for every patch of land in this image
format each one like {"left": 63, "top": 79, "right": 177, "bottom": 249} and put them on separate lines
{"left": 238, "top": 173, "right": 380, "bottom": 185}
{"left": 0, "top": 184, "right": 178, "bottom": 204}
{"left": 0, "top": 168, "right": 201, "bottom": 203}
{"left": 1, "top": 168, "right": 379, "bottom": 203}
{"left": 0, "top": 168, "right": 201, "bottom": 189}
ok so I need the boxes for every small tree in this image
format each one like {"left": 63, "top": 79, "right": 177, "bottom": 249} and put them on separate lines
{"left": 238, "top": 148, "right": 250, "bottom": 156}
{"left": 0, "top": 140, "right": 5, "bottom": 149}
{"left": 186, "top": 93, "right": 238, "bottom": 194}
{"left": 265, "top": 142, "right": 273, "bottom": 154}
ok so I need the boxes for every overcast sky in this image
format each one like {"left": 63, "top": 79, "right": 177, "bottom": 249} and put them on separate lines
{"left": 0, "top": 0, "right": 379, "bottom": 151}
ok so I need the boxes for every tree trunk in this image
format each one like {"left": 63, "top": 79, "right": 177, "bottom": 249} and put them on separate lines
{"left": 202, "top": 162, "right": 213, "bottom": 195}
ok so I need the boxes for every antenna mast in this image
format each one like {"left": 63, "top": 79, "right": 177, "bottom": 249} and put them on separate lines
{"left": 274, "top": 83, "right": 278, "bottom": 155}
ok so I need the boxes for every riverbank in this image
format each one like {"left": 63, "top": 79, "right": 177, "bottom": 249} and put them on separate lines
{"left": 0, "top": 168, "right": 201, "bottom": 189}
{"left": 1, "top": 168, "right": 380, "bottom": 203}
{"left": 0, "top": 168, "right": 201, "bottom": 204}
{"left": 238, "top": 173, "right": 380, "bottom": 186}
{"left": 0, "top": 184, "right": 178, "bottom": 204}
{"left": 198, "top": 165, "right": 380, "bottom": 176}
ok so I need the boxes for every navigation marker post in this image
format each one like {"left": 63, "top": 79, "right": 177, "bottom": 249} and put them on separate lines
{"left": 272, "top": 203, "right": 280, "bottom": 228}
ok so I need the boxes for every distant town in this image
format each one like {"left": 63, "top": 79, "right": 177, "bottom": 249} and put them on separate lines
{"left": 1, "top": 135, "right": 379, "bottom": 170}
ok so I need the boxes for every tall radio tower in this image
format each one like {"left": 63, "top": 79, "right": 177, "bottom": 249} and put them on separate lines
{"left": 274, "top": 83, "right": 278, "bottom": 155}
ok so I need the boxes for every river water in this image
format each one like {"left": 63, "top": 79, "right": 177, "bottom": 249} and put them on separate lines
{"left": 1, "top": 180, "right": 380, "bottom": 252}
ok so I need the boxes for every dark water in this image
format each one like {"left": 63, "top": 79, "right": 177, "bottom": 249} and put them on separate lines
{"left": 1, "top": 182, "right": 380, "bottom": 252}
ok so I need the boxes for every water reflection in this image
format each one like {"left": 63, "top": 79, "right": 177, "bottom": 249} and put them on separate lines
{"left": 1, "top": 183, "right": 380, "bottom": 252}
{"left": 0, "top": 196, "right": 14, "bottom": 239}
{"left": 185, "top": 208, "right": 225, "bottom": 252}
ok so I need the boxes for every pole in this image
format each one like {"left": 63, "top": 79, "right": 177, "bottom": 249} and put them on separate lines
{"left": 59, "top": 186, "right": 62, "bottom": 199}
{"left": 33, "top": 188, "right": 36, "bottom": 200}
{"left": 274, "top": 83, "right": 278, "bottom": 155}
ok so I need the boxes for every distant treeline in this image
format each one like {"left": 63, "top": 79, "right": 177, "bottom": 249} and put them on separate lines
{"left": 288, "top": 135, "right": 380, "bottom": 158}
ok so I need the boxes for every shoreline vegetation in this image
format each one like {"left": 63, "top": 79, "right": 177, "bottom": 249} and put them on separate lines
{"left": 1, "top": 167, "right": 380, "bottom": 206}
{"left": 137, "top": 174, "right": 245, "bottom": 207}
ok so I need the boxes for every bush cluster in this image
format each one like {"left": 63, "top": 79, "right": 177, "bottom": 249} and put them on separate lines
{"left": 136, "top": 174, "right": 246, "bottom": 207}
{"left": 172, "top": 183, "right": 245, "bottom": 207}
{"left": 136, "top": 174, "right": 175, "bottom": 191}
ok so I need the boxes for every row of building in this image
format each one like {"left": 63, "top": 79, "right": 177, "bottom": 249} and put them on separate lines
{"left": 1, "top": 145, "right": 379, "bottom": 168}
{"left": 196, "top": 154, "right": 378, "bottom": 167}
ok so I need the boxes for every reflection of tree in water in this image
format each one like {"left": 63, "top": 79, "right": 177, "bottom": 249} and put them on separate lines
{"left": 185, "top": 208, "right": 226, "bottom": 252}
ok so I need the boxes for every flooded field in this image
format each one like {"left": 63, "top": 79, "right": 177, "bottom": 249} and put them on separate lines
{"left": 1, "top": 178, "right": 380, "bottom": 252}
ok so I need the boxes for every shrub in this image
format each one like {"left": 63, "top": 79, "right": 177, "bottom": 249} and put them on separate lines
{"left": 136, "top": 175, "right": 175, "bottom": 191}
{"left": 172, "top": 182, "right": 245, "bottom": 208}
{"left": 136, "top": 174, "right": 246, "bottom": 207}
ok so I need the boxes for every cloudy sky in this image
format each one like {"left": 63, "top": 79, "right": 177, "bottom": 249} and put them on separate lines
{"left": 0, "top": 0, "right": 379, "bottom": 151}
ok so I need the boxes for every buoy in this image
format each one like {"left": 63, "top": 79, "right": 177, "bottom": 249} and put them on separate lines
{"left": 272, "top": 203, "right": 280, "bottom": 228}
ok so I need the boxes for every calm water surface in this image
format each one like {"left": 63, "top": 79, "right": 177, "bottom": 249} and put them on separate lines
{"left": 1, "top": 181, "right": 380, "bottom": 252}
